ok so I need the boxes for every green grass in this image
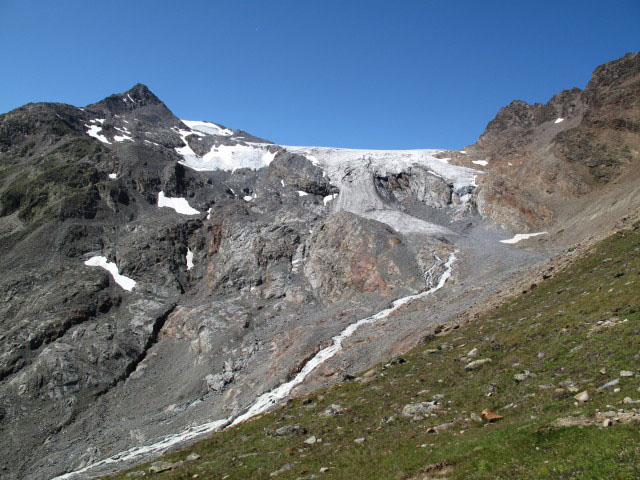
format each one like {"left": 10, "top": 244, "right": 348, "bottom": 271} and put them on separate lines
{"left": 107, "top": 224, "right": 640, "bottom": 480}
{"left": 0, "top": 137, "right": 104, "bottom": 221}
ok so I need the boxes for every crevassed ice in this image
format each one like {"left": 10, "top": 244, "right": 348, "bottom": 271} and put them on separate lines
{"left": 500, "top": 232, "right": 547, "bottom": 244}
{"left": 157, "top": 191, "right": 200, "bottom": 215}
{"left": 282, "top": 146, "right": 481, "bottom": 192}
{"left": 84, "top": 256, "right": 136, "bottom": 291}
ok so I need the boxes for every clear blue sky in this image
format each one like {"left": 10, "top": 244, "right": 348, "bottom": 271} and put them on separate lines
{"left": 0, "top": 1, "right": 638, "bottom": 149}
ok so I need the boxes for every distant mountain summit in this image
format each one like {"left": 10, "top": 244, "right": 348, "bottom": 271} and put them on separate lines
{"left": 0, "top": 53, "right": 638, "bottom": 479}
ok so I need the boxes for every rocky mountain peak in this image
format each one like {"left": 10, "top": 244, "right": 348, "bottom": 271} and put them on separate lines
{"left": 586, "top": 52, "right": 640, "bottom": 91}
{"left": 85, "top": 83, "right": 176, "bottom": 120}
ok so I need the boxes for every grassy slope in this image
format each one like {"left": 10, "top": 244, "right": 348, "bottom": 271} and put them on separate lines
{"left": 108, "top": 224, "right": 640, "bottom": 480}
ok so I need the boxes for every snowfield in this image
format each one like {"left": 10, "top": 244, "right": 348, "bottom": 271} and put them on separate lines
{"left": 186, "top": 249, "right": 194, "bottom": 270}
{"left": 157, "top": 191, "right": 200, "bottom": 215}
{"left": 84, "top": 256, "right": 136, "bottom": 291}
{"left": 85, "top": 120, "right": 111, "bottom": 144}
{"left": 182, "top": 119, "right": 234, "bottom": 137}
{"left": 500, "top": 232, "right": 548, "bottom": 244}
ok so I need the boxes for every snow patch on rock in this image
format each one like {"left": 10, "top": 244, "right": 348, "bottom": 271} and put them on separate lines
{"left": 186, "top": 249, "right": 194, "bottom": 270}
{"left": 85, "top": 122, "right": 111, "bottom": 144}
{"left": 157, "top": 191, "right": 200, "bottom": 215}
{"left": 84, "top": 256, "right": 136, "bottom": 291}
{"left": 182, "top": 120, "right": 233, "bottom": 137}
{"left": 500, "top": 232, "right": 547, "bottom": 244}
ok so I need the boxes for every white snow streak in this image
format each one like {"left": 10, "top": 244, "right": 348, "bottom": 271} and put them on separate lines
{"left": 555, "top": 118, "right": 564, "bottom": 124}
{"left": 84, "top": 256, "right": 136, "bottom": 291}
{"left": 52, "top": 418, "right": 231, "bottom": 480}
{"left": 108, "top": 173, "right": 118, "bottom": 179}
{"left": 186, "top": 249, "right": 194, "bottom": 270}
{"left": 56, "top": 252, "right": 458, "bottom": 480}
{"left": 157, "top": 191, "right": 200, "bottom": 215}
{"left": 472, "top": 160, "right": 488, "bottom": 166}
{"left": 297, "top": 191, "right": 308, "bottom": 196}
{"left": 243, "top": 195, "right": 253, "bottom": 202}
{"left": 500, "top": 232, "right": 547, "bottom": 244}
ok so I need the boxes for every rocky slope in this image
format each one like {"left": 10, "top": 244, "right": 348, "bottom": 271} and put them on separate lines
{"left": 103, "top": 215, "right": 640, "bottom": 480}
{"left": 0, "top": 53, "right": 638, "bottom": 479}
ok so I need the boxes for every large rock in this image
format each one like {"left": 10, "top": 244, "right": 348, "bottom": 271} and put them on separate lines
{"left": 303, "top": 211, "right": 423, "bottom": 298}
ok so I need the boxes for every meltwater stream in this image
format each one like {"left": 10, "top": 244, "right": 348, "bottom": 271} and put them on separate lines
{"left": 56, "top": 251, "right": 457, "bottom": 479}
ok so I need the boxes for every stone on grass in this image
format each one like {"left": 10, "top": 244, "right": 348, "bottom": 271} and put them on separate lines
{"left": 597, "top": 378, "right": 619, "bottom": 390}
{"left": 481, "top": 409, "right": 503, "bottom": 422}
{"left": 186, "top": 453, "right": 201, "bottom": 461}
{"left": 321, "top": 404, "right": 345, "bottom": 416}
{"left": 354, "top": 437, "right": 365, "bottom": 444}
{"left": 574, "top": 391, "right": 590, "bottom": 403}
{"left": 274, "top": 424, "right": 307, "bottom": 436}
{"left": 514, "top": 370, "right": 532, "bottom": 382}
{"left": 270, "top": 463, "right": 293, "bottom": 477}
{"left": 465, "top": 358, "right": 492, "bottom": 371}
{"left": 303, "top": 435, "right": 317, "bottom": 445}
{"left": 402, "top": 401, "right": 439, "bottom": 419}
{"left": 148, "top": 461, "right": 174, "bottom": 473}
{"left": 620, "top": 370, "right": 634, "bottom": 377}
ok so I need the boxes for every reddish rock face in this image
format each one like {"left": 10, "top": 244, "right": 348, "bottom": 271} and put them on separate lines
{"left": 303, "top": 211, "right": 424, "bottom": 299}
{"left": 467, "top": 52, "right": 640, "bottom": 231}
